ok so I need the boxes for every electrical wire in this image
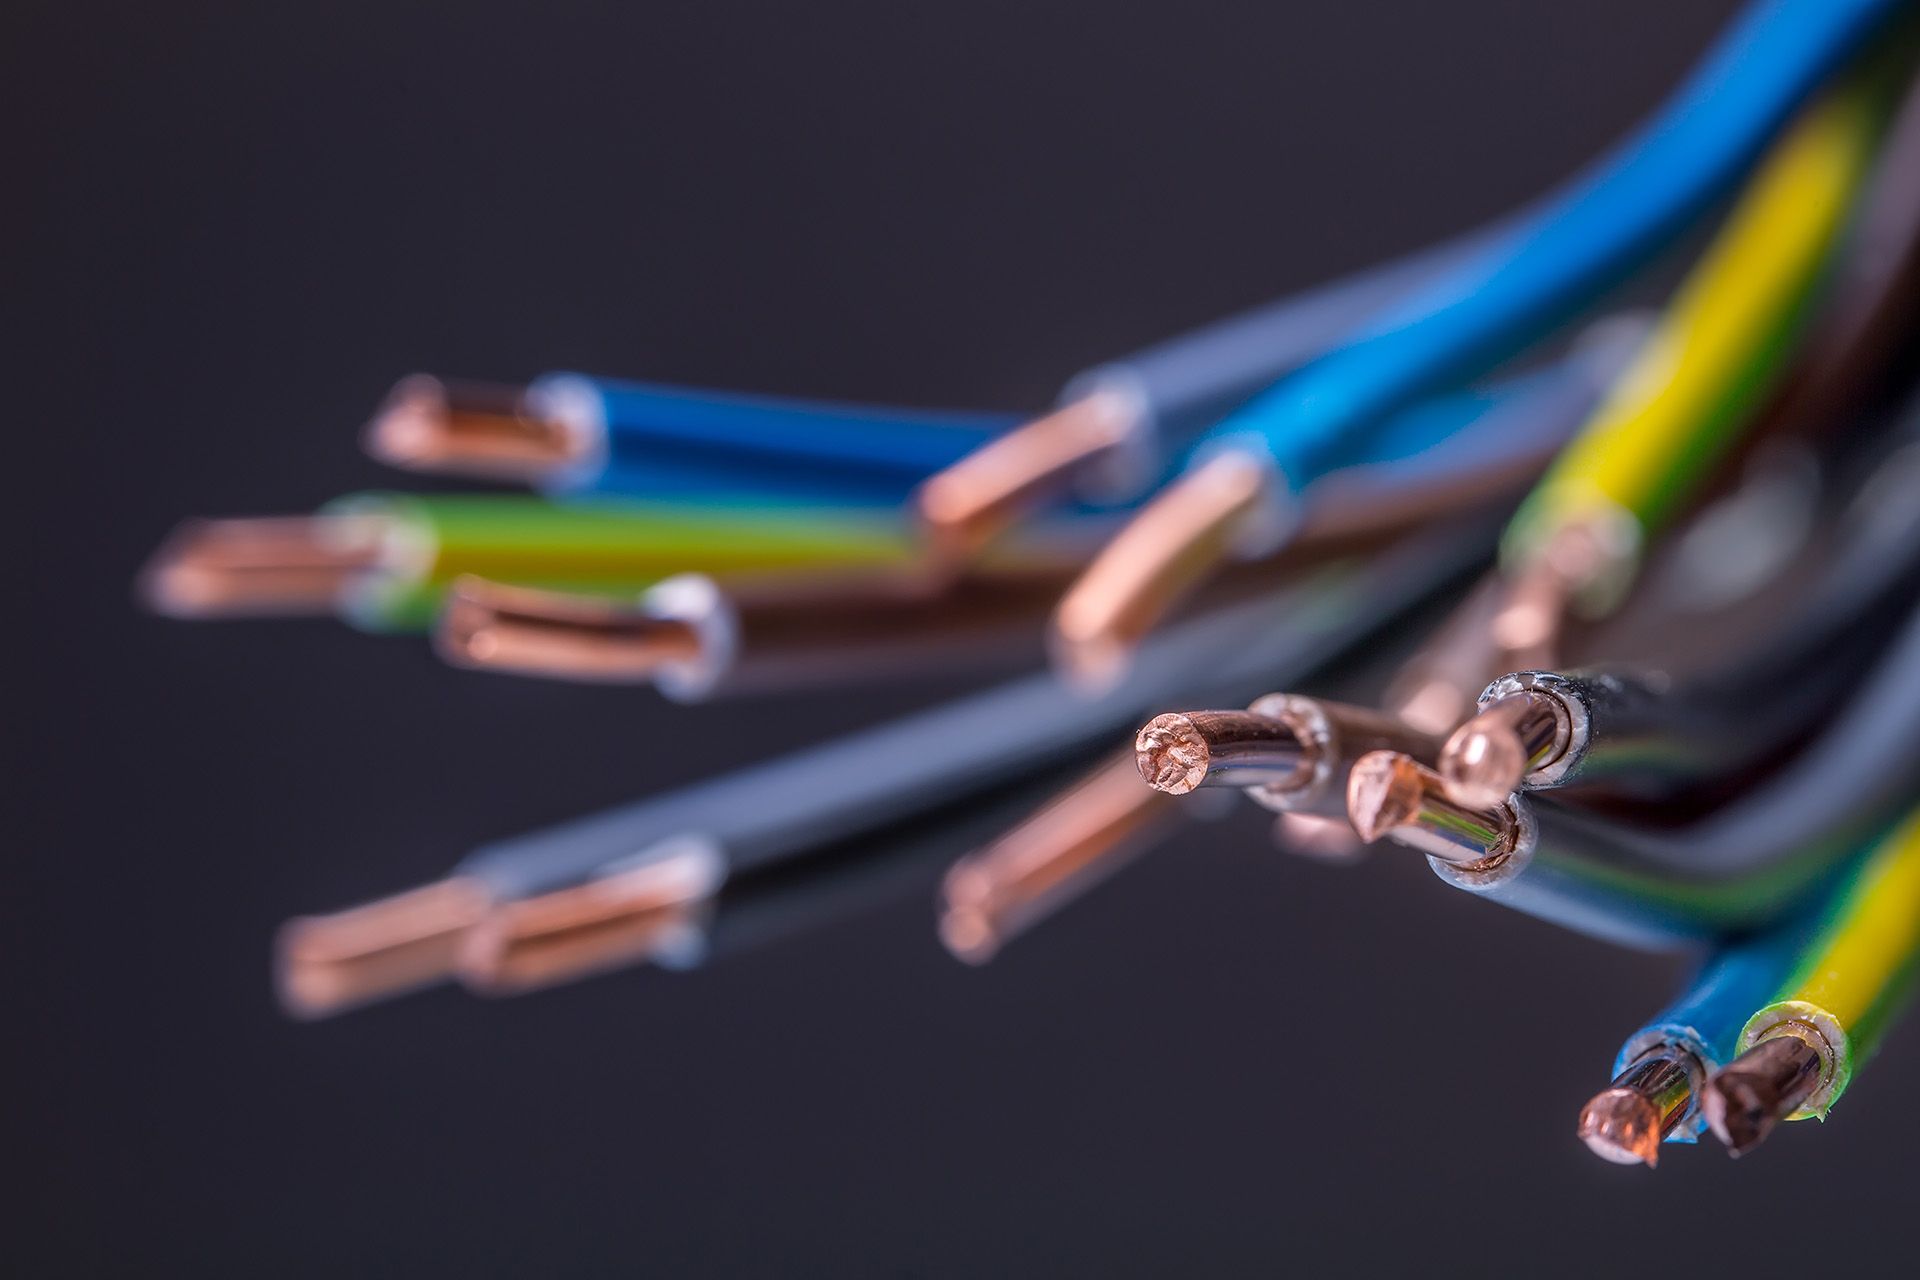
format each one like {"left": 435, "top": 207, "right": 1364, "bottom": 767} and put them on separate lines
{"left": 1044, "top": 3, "right": 1902, "bottom": 678}
{"left": 1702, "top": 804, "right": 1920, "bottom": 1154}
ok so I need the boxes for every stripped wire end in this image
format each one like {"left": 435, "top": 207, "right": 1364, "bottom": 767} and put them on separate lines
{"left": 1135, "top": 710, "right": 1306, "bottom": 795}
{"left": 276, "top": 877, "right": 492, "bottom": 1019}
{"left": 456, "top": 845, "right": 720, "bottom": 995}
{"left": 939, "top": 755, "right": 1180, "bottom": 965}
{"left": 138, "top": 515, "right": 386, "bottom": 618}
{"left": 435, "top": 576, "right": 703, "bottom": 682}
{"left": 1346, "top": 750, "right": 1520, "bottom": 867}
{"left": 1438, "top": 690, "right": 1570, "bottom": 809}
{"left": 1701, "top": 1033, "right": 1825, "bottom": 1157}
{"left": 1576, "top": 1050, "right": 1699, "bottom": 1168}
{"left": 364, "top": 374, "right": 585, "bottom": 480}
{"left": 914, "top": 391, "right": 1138, "bottom": 569}
{"left": 1049, "top": 451, "right": 1272, "bottom": 691}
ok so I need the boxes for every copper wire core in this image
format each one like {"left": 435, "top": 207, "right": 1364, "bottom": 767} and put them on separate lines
{"left": 1702, "top": 1033, "right": 1825, "bottom": 1157}
{"left": 915, "top": 392, "right": 1137, "bottom": 566}
{"left": 139, "top": 515, "right": 388, "bottom": 617}
{"left": 458, "top": 858, "right": 714, "bottom": 995}
{"left": 1345, "top": 750, "right": 1517, "bottom": 866}
{"left": 276, "top": 878, "right": 492, "bottom": 1019}
{"left": 1050, "top": 451, "right": 1271, "bottom": 689}
{"left": 435, "top": 576, "right": 705, "bottom": 681}
{"left": 364, "top": 374, "right": 584, "bottom": 478}
{"left": 1576, "top": 1051, "right": 1697, "bottom": 1168}
{"left": 1134, "top": 710, "right": 1307, "bottom": 796}
{"left": 1386, "top": 574, "right": 1516, "bottom": 736}
{"left": 1439, "top": 691, "right": 1571, "bottom": 809}
{"left": 939, "top": 755, "right": 1180, "bottom": 964}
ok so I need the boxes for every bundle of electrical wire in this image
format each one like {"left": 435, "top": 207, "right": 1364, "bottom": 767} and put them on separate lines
{"left": 146, "top": 0, "right": 1920, "bottom": 1167}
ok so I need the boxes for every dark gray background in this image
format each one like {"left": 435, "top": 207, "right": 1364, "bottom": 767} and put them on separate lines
{"left": 12, "top": 1, "right": 1916, "bottom": 1273}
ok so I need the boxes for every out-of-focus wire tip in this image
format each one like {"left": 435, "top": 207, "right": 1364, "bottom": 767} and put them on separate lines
{"left": 1702, "top": 1035, "right": 1824, "bottom": 1157}
{"left": 1048, "top": 451, "right": 1272, "bottom": 690}
{"left": 434, "top": 576, "right": 702, "bottom": 682}
{"left": 457, "top": 851, "right": 719, "bottom": 996}
{"left": 363, "top": 374, "right": 582, "bottom": 479}
{"left": 138, "top": 515, "right": 383, "bottom": 618}
{"left": 938, "top": 757, "right": 1178, "bottom": 964}
{"left": 275, "top": 878, "right": 491, "bottom": 1019}
{"left": 1576, "top": 1088, "right": 1663, "bottom": 1167}
{"left": 914, "top": 393, "right": 1136, "bottom": 569}
{"left": 1271, "top": 813, "right": 1366, "bottom": 863}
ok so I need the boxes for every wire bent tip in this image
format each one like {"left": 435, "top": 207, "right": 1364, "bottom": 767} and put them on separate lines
{"left": 1576, "top": 1088, "right": 1663, "bottom": 1168}
{"left": 364, "top": 374, "right": 579, "bottom": 479}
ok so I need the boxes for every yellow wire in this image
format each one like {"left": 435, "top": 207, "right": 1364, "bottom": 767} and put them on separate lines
{"left": 1507, "top": 70, "right": 1886, "bottom": 565}
{"left": 1740, "top": 805, "right": 1920, "bottom": 1116}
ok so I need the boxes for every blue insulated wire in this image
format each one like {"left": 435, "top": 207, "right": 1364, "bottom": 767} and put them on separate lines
{"left": 1192, "top": 0, "right": 1900, "bottom": 497}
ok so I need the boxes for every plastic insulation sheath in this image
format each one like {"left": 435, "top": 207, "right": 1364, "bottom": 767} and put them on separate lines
{"left": 529, "top": 223, "right": 1508, "bottom": 503}
{"left": 458, "top": 526, "right": 1491, "bottom": 899}
{"left": 1456, "top": 599, "right": 1920, "bottom": 948}
{"left": 1202, "top": 0, "right": 1900, "bottom": 493}
{"left": 1509, "top": 61, "right": 1891, "bottom": 551}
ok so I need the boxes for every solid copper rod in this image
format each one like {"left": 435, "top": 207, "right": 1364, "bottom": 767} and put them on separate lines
{"left": 1701, "top": 1033, "right": 1825, "bottom": 1157}
{"left": 435, "top": 577, "right": 705, "bottom": 682}
{"left": 139, "top": 514, "right": 388, "bottom": 617}
{"left": 1345, "top": 751, "right": 1519, "bottom": 865}
{"left": 275, "top": 877, "right": 493, "bottom": 1019}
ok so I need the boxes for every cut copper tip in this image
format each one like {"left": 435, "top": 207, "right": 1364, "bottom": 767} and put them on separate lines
{"left": 1135, "top": 710, "right": 1306, "bottom": 796}
{"left": 364, "top": 374, "right": 585, "bottom": 479}
{"left": 1577, "top": 1088, "right": 1665, "bottom": 1168}
{"left": 1344, "top": 751, "right": 1428, "bottom": 843}
{"left": 458, "top": 848, "right": 719, "bottom": 995}
{"left": 939, "top": 755, "right": 1178, "bottom": 964}
{"left": 276, "top": 877, "right": 491, "bottom": 1019}
{"left": 1439, "top": 691, "right": 1570, "bottom": 809}
{"left": 1576, "top": 1050, "right": 1698, "bottom": 1168}
{"left": 1702, "top": 1034, "right": 1824, "bottom": 1157}
{"left": 1345, "top": 750, "right": 1519, "bottom": 866}
{"left": 1049, "top": 451, "right": 1271, "bottom": 690}
{"left": 915, "top": 391, "right": 1139, "bottom": 567}
{"left": 434, "top": 576, "right": 705, "bottom": 682}
{"left": 139, "top": 514, "right": 387, "bottom": 618}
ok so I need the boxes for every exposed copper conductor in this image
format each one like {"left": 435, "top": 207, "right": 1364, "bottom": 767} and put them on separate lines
{"left": 1576, "top": 1050, "right": 1700, "bottom": 1168}
{"left": 1134, "top": 710, "right": 1307, "bottom": 795}
{"left": 1050, "top": 451, "right": 1271, "bottom": 689}
{"left": 457, "top": 847, "right": 720, "bottom": 995}
{"left": 139, "top": 515, "right": 388, "bottom": 617}
{"left": 914, "top": 390, "right": 1139, "bottom": 567}
{"left": 1701, "top": 1031, "right": 1827, "bottom": 1157}
{"left": 276, "top": 877, "right": 492, "bottom": 1019}
{"left": 435, "top": 577, "right": 705, "bottom": 682}
{"left": 1439, "top": 690, "right": 1572, "bottom": 809}
{"left": 1345, "top": 750, "right": 1522, "bottom": 868}
{"left": 363, "top": 374, "right": 586, "bottom": 479}
{"left": 939, "top": 754, "right": 1180, "bottom": 965}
